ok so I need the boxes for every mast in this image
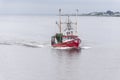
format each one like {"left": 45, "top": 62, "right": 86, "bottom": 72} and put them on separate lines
{"left": 59, "top": 9, "right": 62, "bottom": 33}
{"left": 76, "top": 9, "right": 79, "bottom": 35}
{"left": 67, "top": 16, "right": 69, "bottom": 23}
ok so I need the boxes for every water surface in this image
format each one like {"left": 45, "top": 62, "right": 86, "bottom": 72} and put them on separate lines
{"left": 0, "top": 15, "right": 120, "bottom": 80}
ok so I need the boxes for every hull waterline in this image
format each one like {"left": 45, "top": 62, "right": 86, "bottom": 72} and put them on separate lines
{"left": 52, "top": 38, "right": 81, "bottom": 49}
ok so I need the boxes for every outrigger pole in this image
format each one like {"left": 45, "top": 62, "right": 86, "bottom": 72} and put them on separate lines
{"left": 76, "top": 9, "right": 79, "bottom": 35}
{"left": 59, "top": 9, "right": 62, "bottom": 33}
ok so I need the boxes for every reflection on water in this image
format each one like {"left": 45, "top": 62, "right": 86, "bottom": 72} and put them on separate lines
{"left": 52, "top": 48, "right": 81, "bottom": 54}
{"left": 51, "top": 48, "right": 82, "bottom": 80}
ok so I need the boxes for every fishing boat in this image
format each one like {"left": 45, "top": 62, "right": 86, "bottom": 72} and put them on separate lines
{"left": 51, "top": 9, "right": 81, "bottom": 49}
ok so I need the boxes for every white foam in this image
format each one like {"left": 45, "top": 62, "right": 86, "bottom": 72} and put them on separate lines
{"left": 51, "top": 47, "right": 79, "bottom": 50}
{"left": 36, "top": 45, "right": 44, "bottom": 48}
{"left": 81, "top": 46, "right": 92, "bottom": 49}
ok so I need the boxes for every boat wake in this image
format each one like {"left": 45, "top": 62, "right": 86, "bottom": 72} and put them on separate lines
{"left": 51, "top": 46, "right": 92, "bottom": 50}
{"left": 0, "top": 39, "right": 91, "bottom": 49}
{"left": 0, "top": 40, "right": 50, "bottom": 48}
{"left": 19, "top": 43, "right": 45, "bottom": 48}
{"left": 81, "top": 46, "right": 92, "bottom": 49}
{"left": 52, "top": 46, "right": 92, "bottom": 50}
{"left": 52, "top": 47, "right": 74, "bottom": 50}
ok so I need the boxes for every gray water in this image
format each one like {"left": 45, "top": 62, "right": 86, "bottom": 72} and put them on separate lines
{"left": 0, "top": 15, "right": 120, "bottom": 80}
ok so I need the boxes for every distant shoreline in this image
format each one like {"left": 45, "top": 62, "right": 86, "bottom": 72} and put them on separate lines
{"left": 0, "top": 14, "right": 120, "bottom": 17}
{"left": 60, "top": 10, "right": 120, "bottom": 17}
{"left": 0, "top": 10, "right": 120, "bottom": 17}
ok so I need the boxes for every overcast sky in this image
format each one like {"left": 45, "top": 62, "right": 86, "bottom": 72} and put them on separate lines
{"left": 0, "top": 0, "right": 120, "bottom": 14}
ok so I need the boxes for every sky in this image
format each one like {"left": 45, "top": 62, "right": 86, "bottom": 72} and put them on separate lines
{"left": 0, "top": 0, "right": 120, "bottom": 14}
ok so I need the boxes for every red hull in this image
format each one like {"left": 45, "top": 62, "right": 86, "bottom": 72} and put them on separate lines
{"left": 52, "top": 38, "right": 81, "bottom": 49}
